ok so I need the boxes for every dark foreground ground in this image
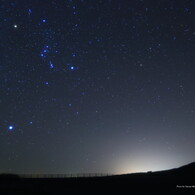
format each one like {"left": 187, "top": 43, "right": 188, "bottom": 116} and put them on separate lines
{"left": 0, "top": 162, "right": 195, "bottom": 195}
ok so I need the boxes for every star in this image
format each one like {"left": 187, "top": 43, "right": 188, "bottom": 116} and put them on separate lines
{"left": 49, "top": 61, "right": 54, "bottom": 69}
{"left": 28, "top": 8, "right": 32, "bottom": 15}
{"left": 139, "top": 63, "right": 143, "bottom": 67}
{"left": 13, "top": 24, "right": 18, "bottom": 28}
{"left": 8, "top": 125, "right": 14, "bottom": 131}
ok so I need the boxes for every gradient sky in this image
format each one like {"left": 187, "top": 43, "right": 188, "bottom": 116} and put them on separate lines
{"left": 0, "top": 0, "right": 195, "bottom": 175}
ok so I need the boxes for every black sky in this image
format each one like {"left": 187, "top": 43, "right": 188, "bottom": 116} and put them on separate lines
{"left": 0, "top": 0, "right": 195, "bottom": 174}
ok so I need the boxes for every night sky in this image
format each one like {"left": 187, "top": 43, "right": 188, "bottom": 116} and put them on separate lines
{"left": 1, "top": 0, "right": 195, "bottom": 175}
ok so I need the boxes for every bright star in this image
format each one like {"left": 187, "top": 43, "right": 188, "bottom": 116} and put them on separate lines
{"left": 8, "top": 125, "right": 14, "bottom": 130}
{"left": 70, "top": 66, "right": 74, "bottom": 70}
{"left": 13, "top": 24, "right": 18, "bottom": 28}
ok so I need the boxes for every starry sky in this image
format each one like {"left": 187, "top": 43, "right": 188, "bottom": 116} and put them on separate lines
{"left": 0, "top": 0, "right": 195, "bottom": 175}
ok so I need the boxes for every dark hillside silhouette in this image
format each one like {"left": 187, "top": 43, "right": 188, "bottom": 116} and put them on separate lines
{"left": 0, "top": 162, "right": 195, "bottom": 194}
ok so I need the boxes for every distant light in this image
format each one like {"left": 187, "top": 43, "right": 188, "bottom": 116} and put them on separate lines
{"left": 70, "top": 66, "right": 74, "bottom": 70}
{"left": 8, "top": 125, "right": 14, "bottom": 130}
{"left": 45, "top": 82, "right": 49, "bottom": 85}
{"left": 13, "top": 24, "right": 18, "bottom": 28}
{"left": 29, "top": 121, "right": 33, "bottom": 124}
{"left": 42, "top": 19, "right": 46, "bottom": 23}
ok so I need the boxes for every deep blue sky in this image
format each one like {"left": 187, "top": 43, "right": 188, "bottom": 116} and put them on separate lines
{"left": 0, "top": 0, "right": 195, "bottom": 174}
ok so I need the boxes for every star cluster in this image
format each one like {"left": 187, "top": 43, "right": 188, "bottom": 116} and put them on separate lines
{"left": 0, "top": 0, "right": 195, "bottom": 174}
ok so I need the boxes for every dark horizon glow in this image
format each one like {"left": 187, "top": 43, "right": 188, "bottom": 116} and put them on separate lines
{"left": 0, "top": 0, "right": 195, "bottom": 175}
